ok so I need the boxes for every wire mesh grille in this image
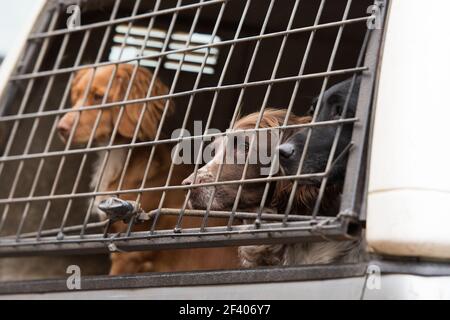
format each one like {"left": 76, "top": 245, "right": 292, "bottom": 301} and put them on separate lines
{"left": 0, "top": 0, "right": 384, "bottom": 256}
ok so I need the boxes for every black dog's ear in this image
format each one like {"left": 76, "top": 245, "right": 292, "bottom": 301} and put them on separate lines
{"left": 309, "top": 93, "right": 343, "bottom": 120}
{"left": 326, "top": 93, "right": 345, "bottom": 119}
{"left": 309, "top": 76, "right": 361, "bottom": 120}
{"left": 307, "top": 97, "right": 318, "bottom": 116}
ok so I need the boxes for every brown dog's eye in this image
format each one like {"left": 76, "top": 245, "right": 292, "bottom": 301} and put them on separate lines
{"left": 93, "top": 93, "right": 104, "bottom": 102}
{"left": 232, "top": 138, "right": 249, "bottom": 155}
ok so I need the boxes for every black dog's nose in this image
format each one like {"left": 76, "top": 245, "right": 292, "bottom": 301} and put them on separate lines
{"left": 277, "top": 143, "right": 295, "bottom": 159}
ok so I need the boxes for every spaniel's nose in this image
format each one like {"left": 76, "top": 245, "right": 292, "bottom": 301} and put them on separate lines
{"left": 182, "top": 176, "right": 194, "bottom": 186}
{"left": 182, "top": 172, "right": 211, "bottom": 185}
{"left": 277, "top": 143, "right": 295, "bottom": 159}
{"left": 57, "top": 119, "right": 72, "bottom": 140}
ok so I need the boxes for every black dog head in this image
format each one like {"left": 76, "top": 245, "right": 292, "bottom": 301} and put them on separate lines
{"left": 277, "top": 76, "right": 361, "bottom": 184}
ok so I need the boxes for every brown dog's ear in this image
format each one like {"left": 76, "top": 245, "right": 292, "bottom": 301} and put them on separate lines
{"left": 112, "top": 64, "right": 174, "bottom": 140}
{"left": 70, "top": 68, "right": 90, "bottom": 103}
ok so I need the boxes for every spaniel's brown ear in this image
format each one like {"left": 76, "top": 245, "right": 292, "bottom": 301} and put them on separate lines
{"left": 271, "top": 178, "right": 291, "bottom": 209}
{"left": 113, "top": 64, "right": 173, "bottom": 140}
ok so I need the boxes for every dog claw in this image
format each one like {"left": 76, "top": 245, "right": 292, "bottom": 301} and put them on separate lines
{"left": 98, "top": 197, "right": 141, "bottom": 223}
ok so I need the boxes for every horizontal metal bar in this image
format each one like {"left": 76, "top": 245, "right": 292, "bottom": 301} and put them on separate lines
{"left": 4, "top": 209, "right": 324, "bottom": 240}
{"left": 0, "top": 263, "right": 370, "bottom": 295}
{"left": 2, "top": 221, "right": 108, "bottom": 240}
{"left": 5, "top": 259, "right": 450, "bottom": 296}
{"left": 0, "top": 117, "right": 358, "bottom": 163}
{"left": 1, "top": 67, "right": 367, "bottom": 123}
{"left": 29, "top": 0, "right": 228, "bottom": 40}
{"left": 0, "top": 219, "right": 348, "bottom": 256}
{"left": 147, "top": 208, "right": 330, "bottom": 222}
{"left": 0, "top": 171, "right": 331, "bottom": 205}
{"left": 13, "top": 16, "right": 371, "bottom": 81}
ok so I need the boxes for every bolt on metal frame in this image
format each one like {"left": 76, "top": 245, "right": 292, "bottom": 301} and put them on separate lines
{"left": 0, "top": 0, "right": 386, "bottom": 256}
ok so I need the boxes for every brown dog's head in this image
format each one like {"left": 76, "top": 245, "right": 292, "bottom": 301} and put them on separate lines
{"left": 182, "top": 109, "right": 305, "bottom": 211}
{"left": 57, "top": 64, "right": 172, "bottom": 145}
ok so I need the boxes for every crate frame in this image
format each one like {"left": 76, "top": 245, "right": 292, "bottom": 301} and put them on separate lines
{"left": 0, "top": 0, "right": 387, "bottom": 257}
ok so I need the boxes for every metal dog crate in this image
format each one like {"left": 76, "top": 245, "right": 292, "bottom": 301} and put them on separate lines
{"left": 0, "top": 0, "right": 385, "bottom": 265}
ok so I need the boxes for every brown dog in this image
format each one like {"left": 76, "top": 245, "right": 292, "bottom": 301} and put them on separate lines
{"left": 181, "top": 109, "right": 304, "bottom": 266}
{"left": 58, "top": 64, "right": 239, "bottom": 275}
{"left": 182, "top": 108, "right": 304, "bottom": 211}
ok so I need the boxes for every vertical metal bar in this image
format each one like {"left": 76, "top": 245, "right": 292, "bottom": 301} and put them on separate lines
{"left": 226, "top": 0, "right": 304, "bottom": 229}
{"left": 177, "top": 0, "right": 276, "bottom": 232}
{"left": 0, "top": 6, "right": 55, "bottom": 119}
{"left": 44, "top": 0, "right": 143, "bottom": 238}
{"left": 283, "top": 0, "right": 354, "bottom": 221}
{"left": 152, "top": 1, "right": 229, "bottom": 234}
{"left": 0, "top": 12, "right": 59, "bottom": 177}
{"left": 57, "top": 0, "right": 124, "bottom": 235}
{"left": 103, "top": 0, "right": 183, "bottom": 236}
{"left": 144, "top": 0, "right": 216, "bottom": 234}
{"left": 86, "top": 0, "right": 179, "bottom": 238}
{"left": 112, "top": 0, "right": 208, "bottom": 234}
{"left": 14, "top": 31, "right": 73, "bottom": 239}
{"left": 255, "top": 0, "right": 327, "bottom": 222}
{"left": 32, "top": 0, "right": 122, "bottom": 238}
{"left": 124, "top": 0, "right": 184, "bottom": 235}
{"left": 0, "top": 10, "right": 60, "bottom": 235}
{"left": 241, "top": 0, "right": 303, "bottom": 221}
{"left": 113, "top": 0, "right": 187, "bottom": 194}
{"left": 113, "top": 0, "right": 209, "bottom": 194}
{"left": 13, "top": 1, "right": 95, "bottom": 238}
{"left": 195, "top": 0, "right": 253, "bottom": 231}
{"left": 340, "top": 0, "right": 386, "bottom": 220}
{"left": 310, "top": 30, "right": 370, "bottom": 218}
{"left": 79, "top": 0, "right": 156, "bottom": 236}
{"left": 35, "top": 29, "right": 92, "bottom": 239}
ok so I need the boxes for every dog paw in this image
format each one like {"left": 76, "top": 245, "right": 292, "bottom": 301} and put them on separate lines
{"left": 238, "top": 244, "right": 285, "bottom": 268}
{"left": 138, "top": 261, "right": 154, "bottom": 273}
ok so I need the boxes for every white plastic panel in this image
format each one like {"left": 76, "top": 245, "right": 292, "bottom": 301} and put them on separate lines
{"left": 367, "top": 0, "right": 450, "bottom": 259}
{"left": 0, "top": 0, "right": 46, "bottom": 101}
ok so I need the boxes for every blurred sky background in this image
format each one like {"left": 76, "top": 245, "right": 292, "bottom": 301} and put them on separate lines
{"left": 0, "top": 1, "right": 42, "bottom": 58}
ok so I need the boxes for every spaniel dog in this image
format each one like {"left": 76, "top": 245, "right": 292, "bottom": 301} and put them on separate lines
{"left": 182, "top": 108, "right": 306, "bottom": 211}
{"left": 58, "top": 64, "right": 239, "bottom": 275}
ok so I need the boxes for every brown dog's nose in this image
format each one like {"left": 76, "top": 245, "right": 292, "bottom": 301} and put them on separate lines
{"left": 57, "top": 117, "right": 72, "bottom": 140}
{"left": 182, "top": 176, "right": 194, "bottom": 186}
{"left": 183, "top": 174, "right": 213, "bottom": 185}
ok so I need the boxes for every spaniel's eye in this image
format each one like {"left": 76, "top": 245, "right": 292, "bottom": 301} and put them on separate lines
{"left": 233, "top": 138, "right": 249, "bottom": 154}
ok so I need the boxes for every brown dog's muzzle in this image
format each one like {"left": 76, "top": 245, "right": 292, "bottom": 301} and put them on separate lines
{"left": 182, "top": 168, "right": 215, "bottom": 186}
{"left": 57, "top": 113, "right": 75, "bottom": 141}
